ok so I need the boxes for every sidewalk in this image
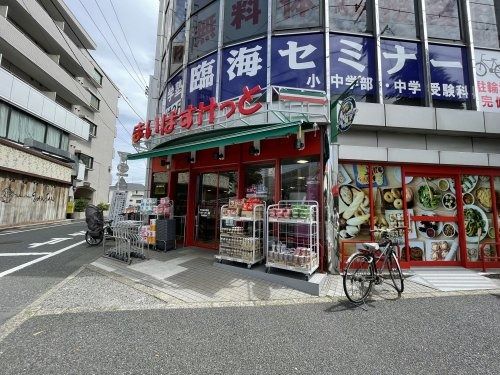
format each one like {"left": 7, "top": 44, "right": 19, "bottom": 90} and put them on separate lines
{"left": 28, "top": 246, "right": 500, "bottom": 317}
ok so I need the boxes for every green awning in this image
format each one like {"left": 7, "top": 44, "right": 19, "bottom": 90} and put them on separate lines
{"left": 128, "top": 121, "right": 301, "bottom": 160}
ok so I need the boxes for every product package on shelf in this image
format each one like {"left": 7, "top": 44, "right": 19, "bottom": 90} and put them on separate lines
{"left": 269, "top": 204, "right": 312, "bottom": 221}
{"left": 156, "top": 197, "right": 172, "bottom": 217}
{"left": 267, "top": 243, "right": 318, "bottom": 271}
{"left": 242, "top": 197, "right": 264, "bottom": 218}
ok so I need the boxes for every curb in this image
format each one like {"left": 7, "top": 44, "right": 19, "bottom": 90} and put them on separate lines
{"left": 0, "top": 219, "right": 84, "bottom": 231}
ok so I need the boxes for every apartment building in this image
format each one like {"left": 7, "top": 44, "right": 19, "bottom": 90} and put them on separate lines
{"left": 0, "top": 0, "right": 119, "bottom": 226}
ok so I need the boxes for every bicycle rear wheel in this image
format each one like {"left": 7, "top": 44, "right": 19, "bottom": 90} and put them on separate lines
{"left": 388, "top": 252, "right": 404, "bottom": 293}
{"left": 85, "top": 231, "right": 103, "bottom": 246}
{"left": 343, "top": 254, "right": 374, "bottom": 304}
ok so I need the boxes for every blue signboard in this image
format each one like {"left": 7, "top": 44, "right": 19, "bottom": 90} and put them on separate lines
{"left": 271, "top": 33, "right": 325, "bottom": 90}
{"left": 221, "top": 38, "right": 267, "bottom": 101}
{"left": 185, "top": 53, "right": 218, "bottom": 106}
{"left": 429, "top": 44, "right": 469, "bottom": 102}
{"left": 330, "top": 34, "right": 375, "bottom": 97}
{"left": 381, "top": 39, "right": 424, "bottom": 100}
{"left": 165, "top": 71, "right": 183, "bottom": 111}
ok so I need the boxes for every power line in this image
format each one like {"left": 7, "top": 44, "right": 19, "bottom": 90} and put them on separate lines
{"left": 74, "top": 0, "right": 147, "bottom": 93}
{"left": 42, "top": 0, "right": 138, "bottom": 137}
{"left": 92, "top": 0, "right": 148, "bottom": 87}
{"left": 43, "top": 0, "right": 145, "bottom": 126}
{"left": 109, "top": 0, "right": 149, "bottom": 86}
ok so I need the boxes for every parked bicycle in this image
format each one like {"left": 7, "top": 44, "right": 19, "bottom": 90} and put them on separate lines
{"left": 342, "top": 227, "right": 405, "bottom": 304}
{"left": 84, "top": 204, "right": 113, "bottom": 246}
{"left": 476, "top": 53, "right": 500, "bottom": 78}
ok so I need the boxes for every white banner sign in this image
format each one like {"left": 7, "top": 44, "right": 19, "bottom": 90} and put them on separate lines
{"left": 475, "top": 49, "right": 500, "bottom": 112}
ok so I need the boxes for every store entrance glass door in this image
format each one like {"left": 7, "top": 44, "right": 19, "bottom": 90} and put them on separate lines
{"left": 195, "top": 171, "right": 238, "bottom": 248}
{"left": 402, "top": 173, "right": 462, "bottom": 264}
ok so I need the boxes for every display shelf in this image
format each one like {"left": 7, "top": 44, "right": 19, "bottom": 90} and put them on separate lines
{"left": 220, "top": 216, "right": 259, "bottom": 222}
{"left": 216, "top": 203, "right": 265, "bottom": 268}
{"left": 265, "top": 200, "right": 320, "bottom": 279}
{"left": 268, "top": 217, "right": 314, "bottom": 224}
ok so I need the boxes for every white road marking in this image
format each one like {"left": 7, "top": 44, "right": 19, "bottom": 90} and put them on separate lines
{"left": 0, "top": 253, "right": 51, "bottom": 257}
{"left": 29, "top": 238, "right": 70, "bottom": 248}
{"left": 0, "top": 221, "right": 84, "bottom": 236}
{"left": 68, "top": 231, "right": 86, "bottom": 236}
{"left": 0, "top": 240, "right": 86, "bottom": 278}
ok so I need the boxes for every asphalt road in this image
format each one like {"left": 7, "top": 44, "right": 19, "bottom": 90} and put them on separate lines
{"left": 0, "top": 222, "right": 102, "bottom": 325}
{"left": 0, "top": 294, "right": 498, "bottom": 374}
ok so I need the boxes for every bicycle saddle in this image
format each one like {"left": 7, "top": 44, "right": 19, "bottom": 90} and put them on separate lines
{"left": 361, "top": 242, "right": 379, "bottom": 252}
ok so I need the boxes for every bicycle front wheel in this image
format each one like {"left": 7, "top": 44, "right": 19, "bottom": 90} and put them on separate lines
{"left": 343, "top": 254, "right": 374, "bottom": 304}
{"left": 388, "top": 252, "right": 404, "bottom": 293}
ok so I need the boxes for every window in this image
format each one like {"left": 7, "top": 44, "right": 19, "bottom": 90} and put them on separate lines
{"left": 46, "top": 126, "right": 61, "bottom": 148}
{"left": 8, "top": 109, "right": 46, "bottom": 144}
{"left": 425, "top": 0, "right": 461, "bottom": 41}
{"left": 280, "top": 157, "right": 320, "bottom": 201}
{"left": 90, "top": 92, "right": 100, "bottom": 110}
{"left": 60, "top": 132, "right": 69, "bottom": 151}
{"left": 274, "top": 0, "right": 322, "bottom": 30}
{"left": 91, "top": 68, "right": 103, "bottom": 85}
{"left": 470, "top": 0, "right": 500, "bottom": 49}
{"left": 223, "top": 0, "right": 268, "bottom": 45}
{"left": 188, "top": 1, "right": 219, "bottom": 62}
{"left": 330, "top": 0, "right": 373, "bottom": 34}
{"left": 169, "top": 27, "right": 185, "bottom": 75}
{"left": 79, "top": 153, "right": 94, "bottom": 169}
{"left": 89, "top": 123, "right": 97, "bottom": 137}
{"left": 172, "top": 0, "right": 187, "bottom": 32}
{"left": 379, "top": 0, "right": 418, "bottom": 39}
{"left": 0, "top": 102, "right": 10, "bottom": 137}
{"left": 245, "top": 164, "right": 276, "bottom": 206}
{"left": 191, "top": 0, "right": 214, "bottom": 14}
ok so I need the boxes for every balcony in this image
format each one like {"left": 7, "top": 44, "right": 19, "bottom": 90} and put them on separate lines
{"left": 0, "top": 66, "right": 89, "bottom": 140}
{"left": 0, "top": 14, "right": 92, "bottom": 108}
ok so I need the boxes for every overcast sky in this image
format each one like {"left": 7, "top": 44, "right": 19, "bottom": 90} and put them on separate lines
{"left": 65, "top": 0, "right": 159, "bottom": 186}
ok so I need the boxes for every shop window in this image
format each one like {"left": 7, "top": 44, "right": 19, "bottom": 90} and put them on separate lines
{"left": 223, "top": 0, "right": 268, "bottom": 45}
{"left": 470, "top": 0, "right": 500, "bottom": 49}
{"left": 281, "top": 157, "right": 320, "bottom": 202}
{"left": 495, "top": 177, "right": 500, "bottom": 242}
{"left": 462, "top": 175, "right": 496, "bottom": 262}
{"left": 425, "top": 0, "right": 462, "bottom": 41}
{"left": 152, "top": 172, "right": 169, "bottom": 199}
{"left": 245, "top": 164, "right": 275, "bottom": 206}
{"left": 379, "top": 0, "right": 419, "bottom": 39}
{"left": 329, "top": 0, "right": 373, "bottom": 34}
{"left": 188, "top": 2, "right": 220, "bottom": 62}
{"left": 337, "top": 164, "right": 375, "bottom": 258}
{"left": 172, "top": 0, "right": 187, "bottom": 32}
{"left": 169, "top": 27, "right": 185, "bottom": 76}
{"left": 273, "top": 0, "right": 322, "bottom": 31}
{"left": 174, "top": 172, "right": 189, "bottom": 216}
